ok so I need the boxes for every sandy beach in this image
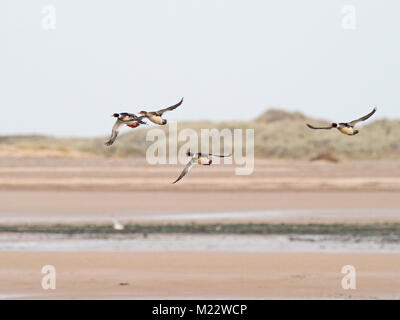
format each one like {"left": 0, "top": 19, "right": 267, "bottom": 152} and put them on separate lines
{"left": 1, "top": 190, "right": 400, "bottom": 224}
{"left": 1, "top": 158, "right": 400, "bottom": 299}
{"left": 1, "top": 251, "right": 399, "bottom": 299}
{"left": 1, "top": 158, "right": 400, "bottom": 224}
{"left": 3, "top": 0, "right": 400, "bottom": 302}
{"left": 1, "top": 158, "right": 400, "bottom": 192}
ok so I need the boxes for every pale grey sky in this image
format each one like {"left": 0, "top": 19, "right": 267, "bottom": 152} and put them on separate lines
{"left": 0, "top": 0, "right": 399, "bottom": 136}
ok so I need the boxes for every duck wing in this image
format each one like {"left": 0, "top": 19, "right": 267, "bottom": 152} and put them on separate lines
{"left": 136, "top": 115, "right": 148, "bottom": 125}
{"left": 208, "top": 153, "right": 232, "bottom": 157}
{"left": 119, "top": 114, "right": 147, "bottom": 125}
{"left": 172, "top": 157, "right": 195, "bottom": 184}
{"left": 105, "top": 120, "right": 122, "bottom": 146}
{"left": 155, "top": 97, "right": 184, "bottom": 116}
{"left": 306, "top": 123, "right": 333, "bottom": 130}
{"left": 348, "top": 107, "right": 377, "bottom": 127}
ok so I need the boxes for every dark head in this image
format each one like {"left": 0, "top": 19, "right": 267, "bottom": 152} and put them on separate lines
{"left": 186, "top": 150, "right": 192, "bottom": 157}
{"left": 112, "top": 113, "right": 120, "bottom": 118}
{"left": 331, "top": 123, "right": 338, "bottom": 128}
{"left": 162, "top": 119, "right": 167, "bottom": 125}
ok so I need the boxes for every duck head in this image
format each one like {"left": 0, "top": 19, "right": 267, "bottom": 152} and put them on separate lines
{"left": 112, "top": 113, "right": 120, "bottom": 118}
{"left": 162, "top": 119, "right": 167, "bottom": 125}
{"left": 186, "top": 150, "right": 192, "bottom": 157}
{"left": 331, "top": 123, "right": 338, "bottom": 128}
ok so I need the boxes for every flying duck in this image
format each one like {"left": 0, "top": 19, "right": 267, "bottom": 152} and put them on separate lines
{"left": 172, "top": 150, "right": 232, "bottom": 184}
{"left": 139, "top": 97, "right": 184, "bottom": 125}
{"left": 104, "top": 113, "right": 147, "bottom": 146}
{"left": 306, "top": 107, "right": 377, "bottom": 136}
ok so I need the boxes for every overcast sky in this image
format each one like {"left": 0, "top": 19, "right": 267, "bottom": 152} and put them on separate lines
{"left": 1, "top": 0, "right": 399, "bottom": 137}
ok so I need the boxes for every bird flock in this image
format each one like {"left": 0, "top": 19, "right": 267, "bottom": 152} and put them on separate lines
{"left": 104, "top": 98, "right": 184, "bottom": 146}
{"left": 105, "top": 100, "right": 378, "bottom": 183}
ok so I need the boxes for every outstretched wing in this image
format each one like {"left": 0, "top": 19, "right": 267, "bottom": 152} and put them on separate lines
{"left": 105, "top": 120, "right": 122, "bottom": 146}
{"left": 306, "top": 123, "right": 333, "bottom": 130}
{"left": 156, "top": 97, "right": 184, "bottom": 116}
{"left": 348, "top": 107, "right": 377, "bottom": 127}
{"left": 119, "top": 115, "right": 147, "bottom": 125}
{"left": 208, "top": 153, "right": 232, "bottom": 158}
{"left": 136, "top": 115, "right": 148, "bottom": 125}
{"left": 172, "top": 158, "right": 195, "bottom": 184}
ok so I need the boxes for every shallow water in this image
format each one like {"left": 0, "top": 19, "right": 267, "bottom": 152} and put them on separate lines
{"left": 0, "top": 208, "right": 399, "bottom": 224}
{"left": 1, "top": 233, "right": 399, "bottom": 253}
{"left": 151, "top": 208, "right": 400, "bottom": 221}
{"left": 0, "top": 293, "right": 35, "bottom": 299}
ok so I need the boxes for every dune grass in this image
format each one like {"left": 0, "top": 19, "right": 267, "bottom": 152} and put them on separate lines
{"left": 2, "top": 109, "right": 400, "bottom": 160}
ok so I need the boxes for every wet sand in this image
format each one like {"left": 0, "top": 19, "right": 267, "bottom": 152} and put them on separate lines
{"left": 2, "top": 233, "right": 400, "bottom": 253}
{"left": 1, "top": 191, "right": 400, "bottom": 224}
{"left": 0, "top": 251, "right": 399, "bottom": 299}
{"left": 1, "top": 158, "right": 400, "bottom": 192}
{"left": 1, "top": 158, "right": 400, "bottom": 224}
{"left": 1, "top": 158, "right": 400, "bottom": 299}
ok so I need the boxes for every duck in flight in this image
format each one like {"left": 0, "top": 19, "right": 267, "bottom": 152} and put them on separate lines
{"left": 104, "top": 113, "right": 147, "bottom": 146}
{"left": 306, "top": 107, "right": 377, "bottom": 136}
{"left": 172, "top": 150, "right": 232, "bottom": 184}
{"left": 139, "top": 98, "right": 184, "bottom": 125}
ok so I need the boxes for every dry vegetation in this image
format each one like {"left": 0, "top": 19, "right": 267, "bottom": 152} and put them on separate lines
{"left": 1, "top": 109, "right": 400, "bottom": 160}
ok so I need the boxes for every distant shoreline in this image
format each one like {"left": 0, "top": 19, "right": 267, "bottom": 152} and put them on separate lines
{"left": 1, "top": 109, "right": 400, "bottom": 160}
